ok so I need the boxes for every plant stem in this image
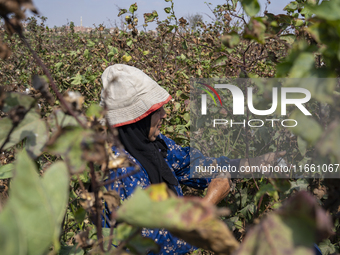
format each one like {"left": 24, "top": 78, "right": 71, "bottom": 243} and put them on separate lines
{"left": 89, "top": 162, "right": 105, "bottom": 252}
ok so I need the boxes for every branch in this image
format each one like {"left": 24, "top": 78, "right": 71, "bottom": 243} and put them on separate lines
{"left": 89, "top": 162, "right": 105, "bottom": 252}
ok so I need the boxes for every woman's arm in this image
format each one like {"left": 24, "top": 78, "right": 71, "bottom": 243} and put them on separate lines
{"left": 202, "top": 177, "right": 231, "bottom": 205}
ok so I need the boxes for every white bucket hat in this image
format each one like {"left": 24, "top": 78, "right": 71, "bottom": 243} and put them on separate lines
{"left": 101, "top": 64, "right": 171, "bottom": 127}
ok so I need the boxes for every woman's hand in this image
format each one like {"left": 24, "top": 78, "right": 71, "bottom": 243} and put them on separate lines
{"left": 202, "top": 151, "right": 286, "bottom": 205}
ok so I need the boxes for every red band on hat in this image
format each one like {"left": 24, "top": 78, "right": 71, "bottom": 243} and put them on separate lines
{"left": 112, "top": 95, "right": 172, "bottom": 127}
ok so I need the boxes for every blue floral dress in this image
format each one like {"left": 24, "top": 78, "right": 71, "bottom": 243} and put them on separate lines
{"left": 102, "top": 134, "right": 232, "bottom": 255}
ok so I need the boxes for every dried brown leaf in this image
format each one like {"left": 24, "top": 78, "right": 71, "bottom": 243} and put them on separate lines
{"left": 108, "top": 155, "right": 131, "bottom": 169}
{"left": 63, "top": 91, "right": 84, "bottom": 112}
{"left": 179, "top": 17, "right": 188, "bottom": 27}
{"left": 74, "top": 228, "right": 94, "bottom": 249}
{"left": 79, "top": 190, "right": 103, "bottom": 211}
{"left": 103, "top": 190, "right": 121, "bottom": 211}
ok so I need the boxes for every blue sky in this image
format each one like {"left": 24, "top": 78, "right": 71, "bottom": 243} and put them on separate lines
{"left": 29, "top": 0, "right": 291, "bottom": 29}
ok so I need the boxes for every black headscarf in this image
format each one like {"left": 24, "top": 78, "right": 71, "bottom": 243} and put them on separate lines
{"left": 117, "top": 113, "right": 178, "bottom": 195}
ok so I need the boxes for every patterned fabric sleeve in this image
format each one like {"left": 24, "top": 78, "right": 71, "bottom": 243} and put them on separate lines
{"left": 160, "top": 134, "right": 232, "bottom": 189}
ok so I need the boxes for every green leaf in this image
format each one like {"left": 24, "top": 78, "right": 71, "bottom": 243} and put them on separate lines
{"left": 279, "top": 34, "right": 296, "bottom": 44}
{"left": 300, "top": 6, "right": 313, "bottom": 20}
{"left": 0, "top": 111, "right": 48, "bottom": 158}
{"left": 47, "top": 128, "right": 94, "bottom": 173}
{"left": 41, "top": 161, "right": 69, "bottom": 250}
{"left": 57, "top": 245, "right": 84, "bottom": 255}
{"left": 5, "top": 150, "right": 69, "bottom": 255}
{"left": 282, "top": 78, "right": 334, "bottom": 104}
{"left": 102, "top": 58, "right": 109, "bottom": 64}
{"left": 86, "top": 104, "right": 103, "bottom": 119}
{"left": 235, "top": 191, "right": 332, "bottom": 255}
{"left": 243, "top": 18, "right": 266, "bottom": 44}
{"left": 182, "top": 40, "right": 188, "bottom": 50}
{"left": 239, "top": 204, "right": 256, "bottom": 221}
{"left": 231, "top": 0, "right": 238, "bottom": 10}
{"left": 83, "top": 49, "right": 89, "bottom": 58}
{"left": 164, "top": 7, "right": 171, "bottom": 14}
{"left": 307, "top": 20, "right": 340, "bottom": 67}
{"left": 0, "top": 206, "right": 26, "bottom": 255}
{"left": 166, "top": 126, "right": 174, "bottom": 133}
{"left": 297, "top": 135, "right": 307, "bottom": 156}
{"left": 221, "top": 31, "right": 240, "bottom": 48}
{"left": 235, "top": 214, "right": 314, "bottom": 255}
{"left": 240, "top": 0, "right": 260, "bottom": 17}
{"left": 183, "top": 113, "right": 190, "bottom": 122}
{"left": 86, "top": 40, "right": 95, "bottom": 48}
{"left": 86, "top": 74, "right": 97, "bottom": 83}
{"left": 181, "top": 72, "right": 188, "bottom": 79}
{"left": 318, "top": 121, "right": 340, "bottom": 163}
{"left": 48, "top": 110, "right": 84, "bottom": 132}
{"left": 318, "top": 239, "right": 337, "bottom": 255}
{"left": 276, "top": 41, "right": 317, "bottom": 78}
{"left": 289, "top": 110, "right": 322, "bottom": 145}
{"left": 213, "top": 55, "right": 229, "bottom": 67}
{"left": 234, "top": 187, "right": 248, "bottom": 208}
{"left": 129, "top": 3, "right": 138, "bottom": 14}
{"left": 108, "top": 47, "right": 118, "bottom": 60}
{"left": 74, "top": 207, "right": 86, "bottom": 224}
{"left": 115, "top": 223, "right": 159, "bottom": 254}
{"left": 55, "top": 62, "right": 63, "bottom": 71}
{"left": 111, "top": 47, "right": 118, "bottom": 54}
{"left": 257, "top": 126, "right": 271, "bottom": 144}
{"left": 306, "top": 0, "right": 340, "bottom": 21}
{"left": 144, "top": 11, "right": 158, "bottom": 23}
{"left": 224, "top": 216, "right": 239, "bottom": 231}
{"left": 288, "top": 52, "right": 315, "bottom": 78}
{"left": 70, "top": 73, "right": 83, "bottom": 86}
{"left": 116, "top": 184, "right": 239, "bottom": 254}
{"left": 270, "top": 179, "right": 291, "bottom": 193}
{"left": 294, "top": 18, "right": 304, "bottom": 27}
{"left": 70, "top": 51, "right": 77, "bottom": 57}
{"left": 122, "top": 54, "right": 132, "bottom": 62}
{"left": 254, "top": 183, "right": 277, "bottom": 203}
{"left": 167, "top": 24, "right": 176, "bottom": 33}
{"left": 286, "top": 179, "right": 309, "bottom": 195}
{"left": 42, "top": 161, "right": 69, "bottom": 224}
{"left": 126, "top": 38, "right": 133, "bottom": 47}
{"left": 174, "top": 102, "right": 181, "bottom": 111}
{"left": 284, "top": 1, "right": 298, "bottom": 12}
{"left": 2, "top": 92, "right": 35, "bottom": 113}
{"left": 118, "top": 9, "right": 127, "bottom": 17}
{"left": 0, "top": 163, "right": 14, "bottom": 179}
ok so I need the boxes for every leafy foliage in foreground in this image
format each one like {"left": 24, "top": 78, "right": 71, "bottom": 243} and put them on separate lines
{"left": 0, "top": 0, "right": 339, "bottom": 254}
